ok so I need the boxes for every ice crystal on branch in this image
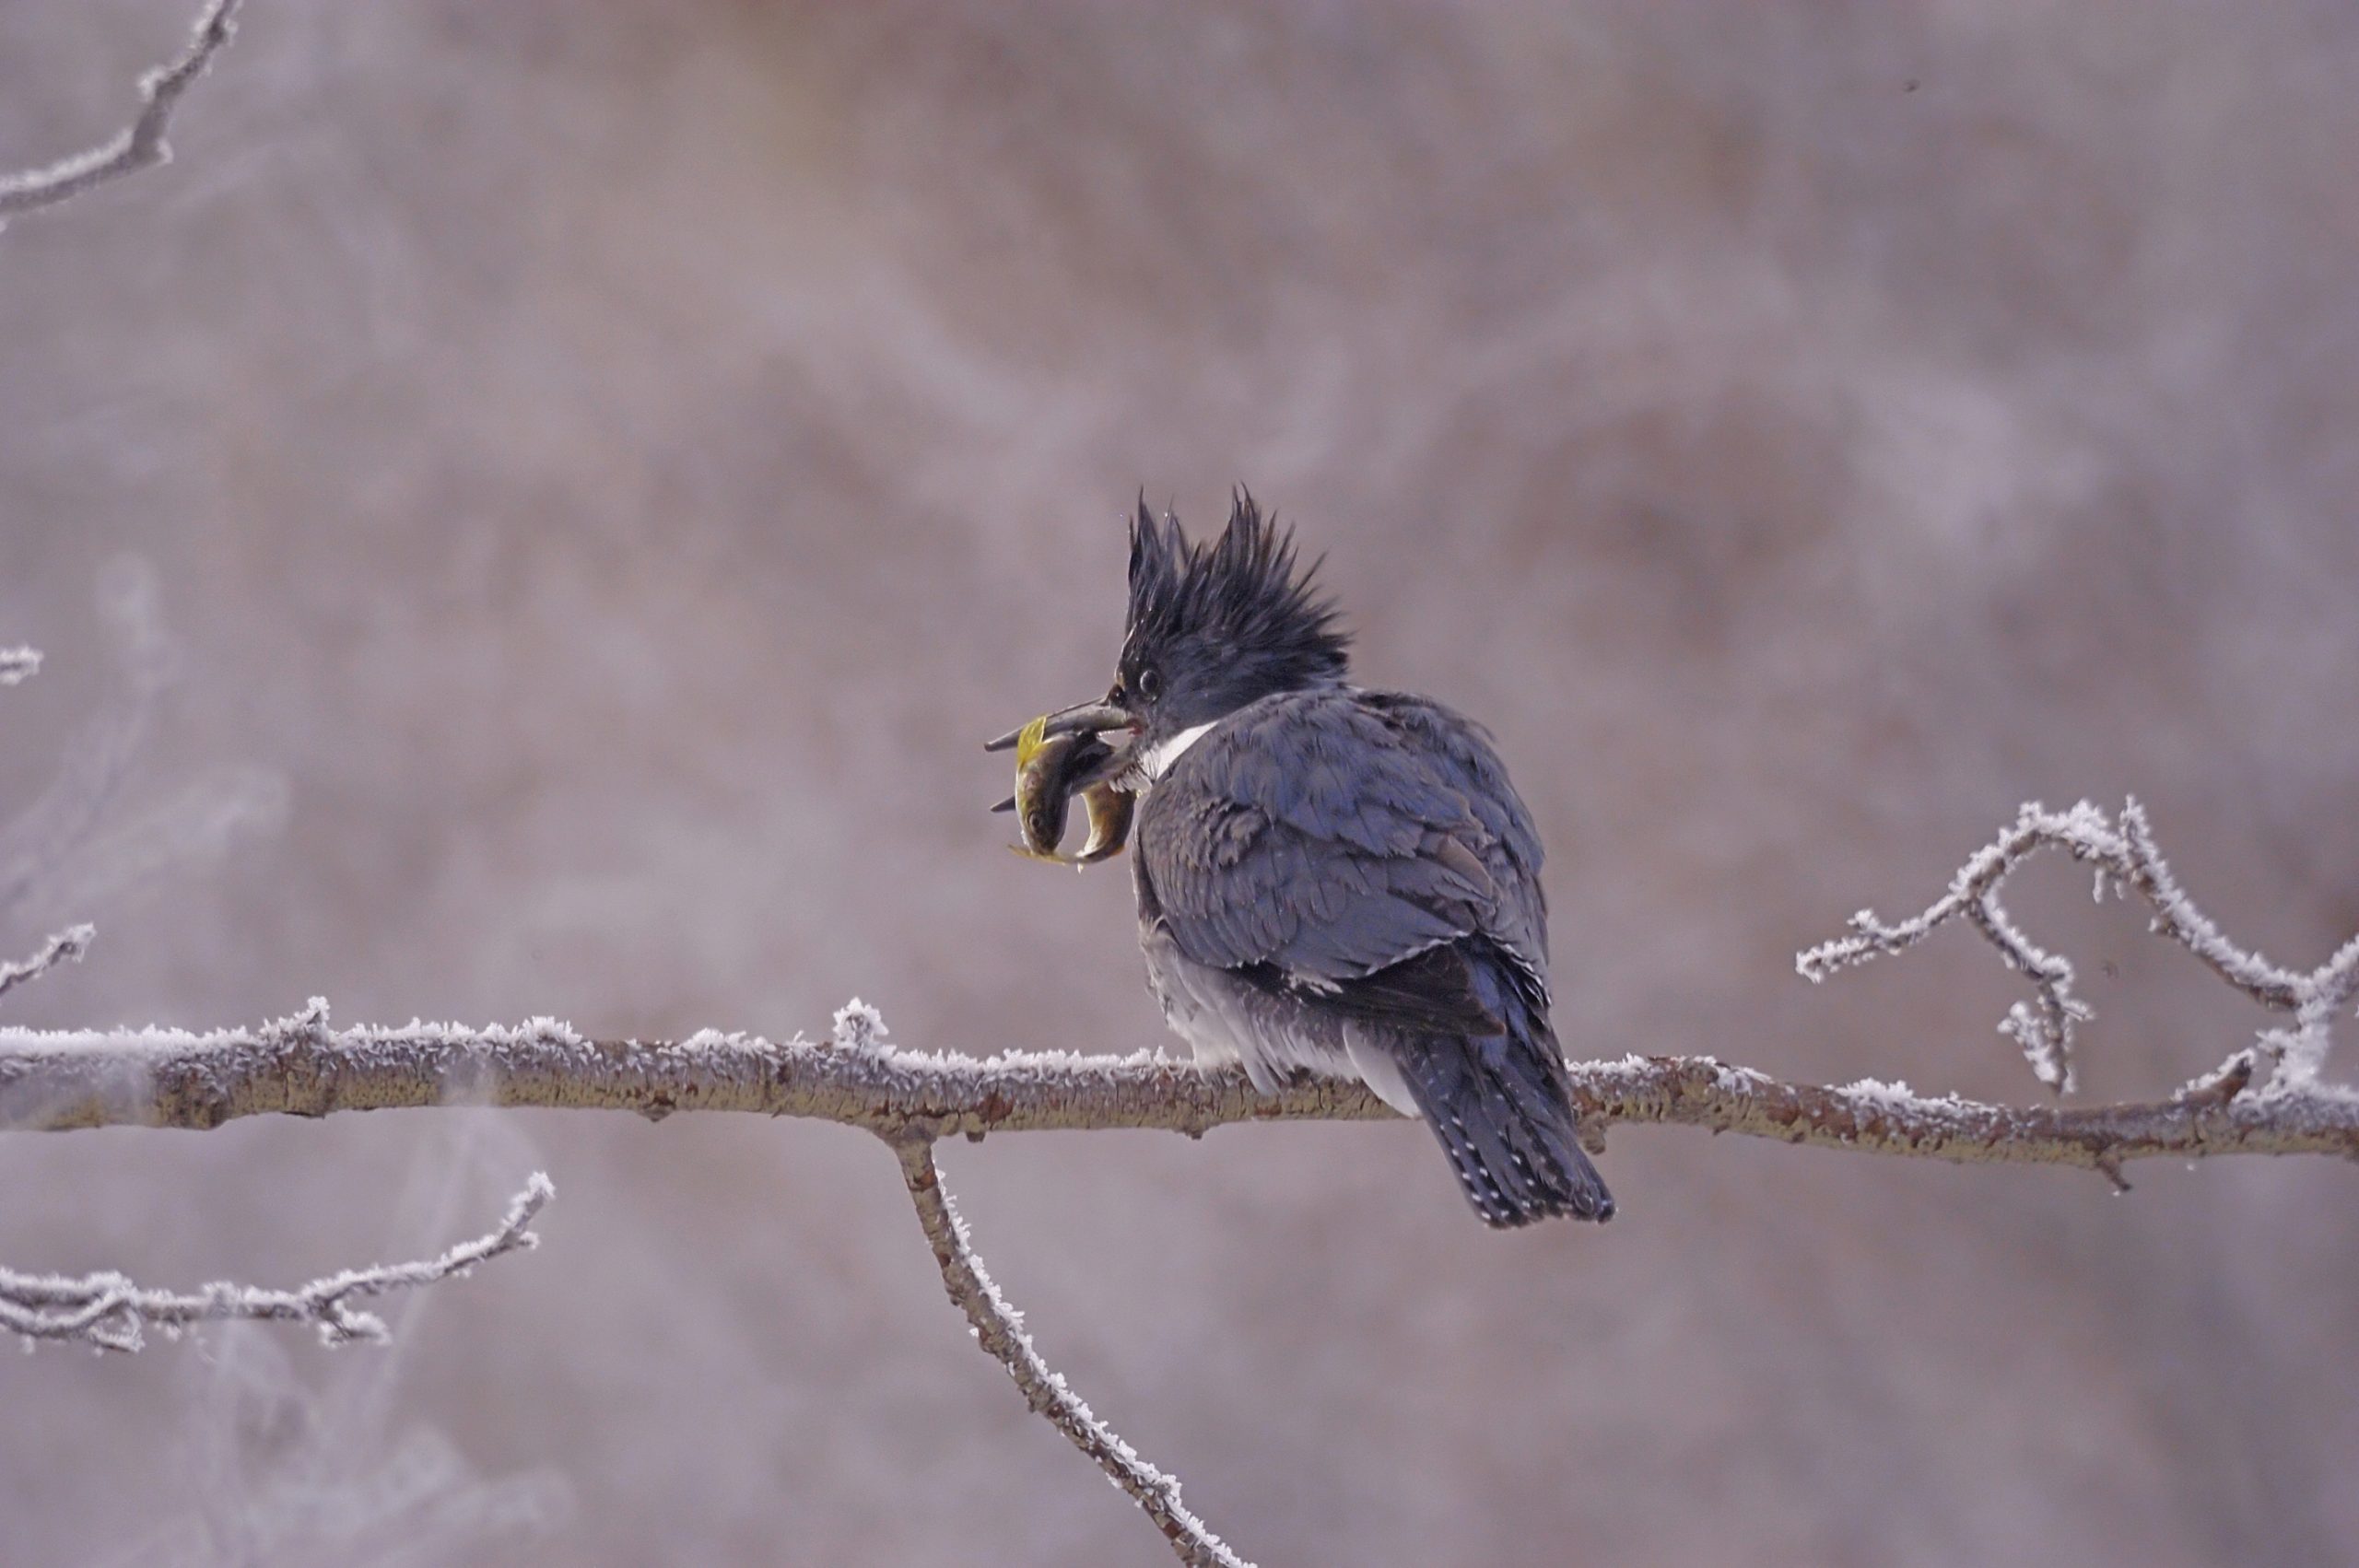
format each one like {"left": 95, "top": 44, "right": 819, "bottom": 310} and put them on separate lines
{"left": 831, "top": 997, "right": 890, "bottom": 1054}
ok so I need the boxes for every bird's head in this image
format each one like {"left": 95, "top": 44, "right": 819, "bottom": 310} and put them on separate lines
{"left": 988, "top": 490, "right": 1349, "bottom": 790}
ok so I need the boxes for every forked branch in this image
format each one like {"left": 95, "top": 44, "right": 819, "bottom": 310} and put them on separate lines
{"left": 1798, "top": 798, "right": 2359, "bottom": 1098}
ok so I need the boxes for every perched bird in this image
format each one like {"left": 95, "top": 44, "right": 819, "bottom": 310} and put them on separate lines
{"left": 993, "top": 493, "right": 1613, "bottom": 1227}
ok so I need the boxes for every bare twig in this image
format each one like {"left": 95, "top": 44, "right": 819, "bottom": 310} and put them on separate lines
{"left": 1798, "top": 799, "right": 2357, "bottom": 1096}
{"left": 892, "top": 1138, "right": 1250, "bottom": 1568}
{"left": 0, "top": 922, "right": 94, "bottom": 1002}
{"left": 0, "top": 1172, "right": 551, "bottom": 1352}
{"left": 0, "top": 0, "right": 241, "bottom": 226}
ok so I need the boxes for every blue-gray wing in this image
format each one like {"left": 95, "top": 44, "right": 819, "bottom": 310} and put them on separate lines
{"left": 1135, "top": 688, "right": 1549, "bottom": 1035}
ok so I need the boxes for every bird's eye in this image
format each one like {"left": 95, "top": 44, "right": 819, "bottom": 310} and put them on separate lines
{"left": 1137, "top": 668, "right": 1162, "bottom": 700}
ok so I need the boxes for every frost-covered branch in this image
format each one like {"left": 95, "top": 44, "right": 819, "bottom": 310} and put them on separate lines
{"left": 5, "top": 998, "right": 2356, "bottom": 1173}
{"left": 1799, "top": 798, "right": 2359, "bottom": 1097}
{"left": 0, "top": 1173, "right": 551, "bottom": 1352}
{"left": 0, "top": 0, "right": 241, "bottom": 226}
{"left": 893, "top": 1138, "right": 1250, "bottom": 1568}
{"left": 0, "top": 998, "right": 1380, "bottom": 1137}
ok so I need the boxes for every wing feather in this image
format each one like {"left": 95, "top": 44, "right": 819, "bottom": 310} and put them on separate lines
{"left": 1135, "top": 688, "right": 1550, "bottom": 1036}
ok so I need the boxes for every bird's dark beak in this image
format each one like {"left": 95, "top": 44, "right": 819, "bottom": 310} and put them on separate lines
{"left": 983, "top": 699, "right": 1134, "bottom": 755}
{"left": 1066, "top": 731, "right": 1142, "bottom": 793}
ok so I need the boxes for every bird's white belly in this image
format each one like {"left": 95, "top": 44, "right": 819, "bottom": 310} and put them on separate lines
{"left": 1144, "top": 929, "right": 1415, "bottom": 1113}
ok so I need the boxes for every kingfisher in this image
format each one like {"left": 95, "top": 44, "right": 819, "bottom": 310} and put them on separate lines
{"left": 990, "top": 493, "right": 1613, "bottom": 1227}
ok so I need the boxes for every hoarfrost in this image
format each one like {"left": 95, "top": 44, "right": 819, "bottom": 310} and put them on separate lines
{"left": 901, "top": 1142, "right": 1251, "bottom": 1568}
{"left": 0, "top": 1173, "right": 552, "bottom": 1352}
{"left": 0, "top": 922, "right": 95, "bottom": 1002}
{"left": 1797, "top": 798, "right": 2358, "bottom": 1105}
{"left": 831, "top": 997, "right": 889, "bottom": 1053}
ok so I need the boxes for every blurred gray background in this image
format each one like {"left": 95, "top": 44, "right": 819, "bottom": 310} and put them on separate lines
{"left": 3, "top": 2, "right": 2356, "bottom": 1563}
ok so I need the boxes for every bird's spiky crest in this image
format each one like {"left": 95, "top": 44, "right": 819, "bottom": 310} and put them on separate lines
{"left": 1122, "top": 490, "right": 1349, "bottom": 686}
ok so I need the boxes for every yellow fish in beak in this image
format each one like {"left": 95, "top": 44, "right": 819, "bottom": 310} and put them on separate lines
{"left": 992, "top": 714, "right": 1134, "bottom": 867}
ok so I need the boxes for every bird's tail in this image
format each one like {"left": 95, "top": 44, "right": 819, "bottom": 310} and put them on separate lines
{"left": 1390, "top": 1029, "right": 1614, "bottom": 1228}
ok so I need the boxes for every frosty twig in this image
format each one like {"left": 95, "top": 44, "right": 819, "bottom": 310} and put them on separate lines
{"left": 0, "top": 1173, "right": 551, "bottom": 1352}
{"left": 0, "top": 0, "right": 241, "bottom": 226}
{"left": 0, "top": 923, "right": 93, "bottom": 1003}
{"left": 1799, "top": 798, "right": 2359, "bottom": 1097}
{"left": 894, "top": 1139, "right": 1250, "bottom": 1568}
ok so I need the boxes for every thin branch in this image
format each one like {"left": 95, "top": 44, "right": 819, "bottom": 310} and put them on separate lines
{"left": 1798, "top": 798, "right": 2352, "bottom": 1095}
{"left": 0, "top": 0, "right": 241, "bottom": 226}
{"left": 0, "top": 1172, "right": 551, "bottom": 1352}
{"left": 2, "top": 1000, "right": 2354, "bottom": 1173}
{"left": 892, "top": 1138, "right": 1251, "bottom": 1568}
{"left": 0, "top": 922, "right": 94, "bottom": 1002}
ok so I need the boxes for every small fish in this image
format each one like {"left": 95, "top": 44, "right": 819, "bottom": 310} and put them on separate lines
{"left": 992, "top": 714, "right": 1134, "bottom": 867}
